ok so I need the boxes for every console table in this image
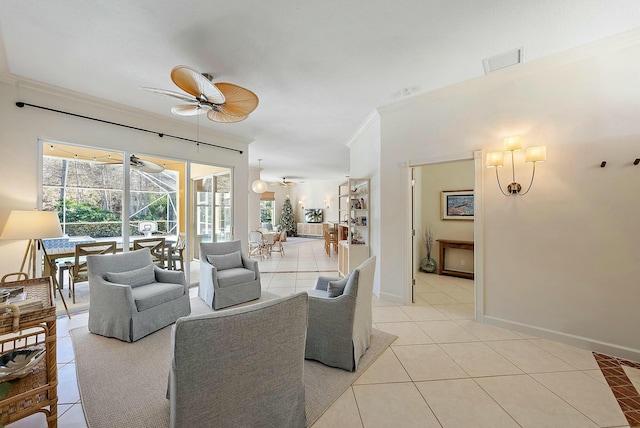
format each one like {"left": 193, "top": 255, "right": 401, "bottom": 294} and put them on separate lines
{"left": 436, "top": 239, "right": 474, "bottom": 279}
{"left": 297, "top": 223, "right": 324, "bottom": 237}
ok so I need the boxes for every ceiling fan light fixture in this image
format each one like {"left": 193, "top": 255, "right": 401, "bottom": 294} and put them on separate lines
{"left": 142, "top": 65, "right": 259, "bottom": 124}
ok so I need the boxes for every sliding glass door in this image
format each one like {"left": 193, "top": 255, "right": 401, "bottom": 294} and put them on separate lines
{"left": 190, "top": 164, "right": 233, "bottom": 262}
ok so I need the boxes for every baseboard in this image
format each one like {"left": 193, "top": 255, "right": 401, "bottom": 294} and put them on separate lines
{"left": 379, "top": 291, "right": 404, "bottom": 305}
{"left": 483, "top": 315, "right": 640, "bottom": 362}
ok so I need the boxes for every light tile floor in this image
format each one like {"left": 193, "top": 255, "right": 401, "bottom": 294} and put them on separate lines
{"left": 9, "top": 238, "right": 634, "bottom": 427}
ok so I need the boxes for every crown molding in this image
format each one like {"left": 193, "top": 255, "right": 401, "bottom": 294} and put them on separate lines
{"left": 345, "top": 109, "right": 380, "bottom": 148}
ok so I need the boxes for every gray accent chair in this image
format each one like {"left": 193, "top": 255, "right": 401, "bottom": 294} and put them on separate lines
{"left": 199, "top": 241, "right": 261, "bottom": 310}
{"left": 87, "top": 248, "right": 191, "bottom": 342}
{"left": 305, "top": 256, "right": 376, "bottom": 371}
{"left": 169, "top": 292, "right": 308, "bottom": 428}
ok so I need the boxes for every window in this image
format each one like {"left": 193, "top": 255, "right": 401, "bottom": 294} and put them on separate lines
{"left": 260, "top": 200, "right": 274, "bottom": 225}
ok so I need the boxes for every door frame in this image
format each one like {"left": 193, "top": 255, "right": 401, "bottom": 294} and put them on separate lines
{"left": 405, "top": 149, "right": 484, "bottom": 322}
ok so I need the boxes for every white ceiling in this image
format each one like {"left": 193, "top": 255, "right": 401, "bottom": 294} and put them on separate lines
{"left": 1, "top": 1, "right": 639, "bottom": 183}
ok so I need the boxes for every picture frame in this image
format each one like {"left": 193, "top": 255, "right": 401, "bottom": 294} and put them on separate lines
{"left": 441, "top": 190, "right": 474, "bottom": 221}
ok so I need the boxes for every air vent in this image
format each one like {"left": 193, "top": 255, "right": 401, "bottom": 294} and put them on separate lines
{"left": 482, "top": 47, "right": 523, "bottom": 74}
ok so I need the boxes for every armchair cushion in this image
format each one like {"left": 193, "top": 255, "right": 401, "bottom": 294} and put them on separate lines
{"left": 206, "top": 251, "right": 243, "bottom": 271}
{"left": 327, "top": 275, "right": 349, "bottom": 298}
{"left": 131, "top": 282, "right": 185, "bottom": 312}
{"left": 216, "top": 268, "right": 256, "bottom": 288}
{"left": 105, "top": 264, "right": 155, "bottom": 288}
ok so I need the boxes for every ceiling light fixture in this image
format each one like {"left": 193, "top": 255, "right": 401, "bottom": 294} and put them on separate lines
{"left": 251, "top": 159, "right": 268, "bottom": 194}
{"left": 486, "top": 136, "right": 546, "bottom": 196}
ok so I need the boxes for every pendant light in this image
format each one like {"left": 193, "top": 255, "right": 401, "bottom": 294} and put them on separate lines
{"left": 251, "top": 159, "right": 268, "bottom": 194}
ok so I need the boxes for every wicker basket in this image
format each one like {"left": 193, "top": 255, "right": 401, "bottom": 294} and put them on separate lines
{"left": 0, "top": 277, "right": 57, "bottom": 427}
{"left": 0, "top": 277, "right": 55, "bottom": 335}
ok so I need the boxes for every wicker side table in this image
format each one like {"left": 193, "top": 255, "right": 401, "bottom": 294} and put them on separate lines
{"left": 0, "top": 277, "right": 58, "bottom": 428}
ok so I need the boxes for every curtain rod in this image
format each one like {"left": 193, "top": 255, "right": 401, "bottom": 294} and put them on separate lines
{"left": 15, "top": 101, "right": 243, "bottom": 154}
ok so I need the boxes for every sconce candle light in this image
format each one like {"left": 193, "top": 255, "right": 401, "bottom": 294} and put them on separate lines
{"left": 486, "top": 136, "right": 546, "bottom": 196}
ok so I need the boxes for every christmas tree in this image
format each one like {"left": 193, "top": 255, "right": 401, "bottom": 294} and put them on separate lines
{"left": 278, "top": 197, "right": 297, "bottom": 236}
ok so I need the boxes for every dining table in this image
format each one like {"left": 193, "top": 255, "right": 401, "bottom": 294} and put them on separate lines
{"left": 42, "top": 235, "right": 178, "bottom": 288}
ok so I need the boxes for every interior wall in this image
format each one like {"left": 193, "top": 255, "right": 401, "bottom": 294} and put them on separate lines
{"left": 348, "top": 112, "right": 381, "bottom": 296}
{"left": 0, "top": 79, "right": 251, "bottom": 273}
{"left": 290, "top": 179, "right": 343, "bottom": 225}
{"left": 420, "top": 160, "right": 474, "bottom": 271}
{"left": 356, "top": 30, "right": 640, "bottom": 359}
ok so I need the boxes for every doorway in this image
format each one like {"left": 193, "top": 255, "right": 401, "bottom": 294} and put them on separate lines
{"left": 189, "top": 163, "right": 233, "bottom": 282}
{"left": 409, "top": 157, "right": 480, "bottom": 319}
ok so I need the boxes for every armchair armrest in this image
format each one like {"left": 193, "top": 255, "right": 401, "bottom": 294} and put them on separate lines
{"left": 315, "top": 276, "right": 341, "bottom": 291}
{"left": 307, "top": 293, "right": 356, "bottom": 328}
{"left": 154, "top": 267, "right": 189, "bottom": 293}
{"left": 89, "top": 276, "right": 138, "bottom": 315}
{"left": 242, "top": 254, "right": 260, "bottom": 281}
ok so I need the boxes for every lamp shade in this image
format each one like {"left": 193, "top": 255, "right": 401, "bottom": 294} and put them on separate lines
{"left": 525, "top": 146, "right": 547, "bottom": 163}
{"left": 0, "top": 210, "right": 63, "bottom": 240}
{"left": 486, "top": 151, "right": 504, "bottom": 168}
{"left": 504, "top": 136, "right": 522, "bottom": 151}
{"left": 251, "top": 179, "right": 268, "bottom": 194}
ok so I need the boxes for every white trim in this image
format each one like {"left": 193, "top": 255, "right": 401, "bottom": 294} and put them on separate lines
{"left": 380, "top": 291, "right": 404, "bottom": 305}
{"left": 473, "top": 149, "right": 484, "bottom": 322}
{"left": 345, "top": 109, "right": 380, "bottom": 148}
{"left": 404, "top": 152, "right": 480, "bottom": 316}
{"left": 407, "top": 151, "right": 476, "bottom": 168}
{"left": 484, "top": 315, "right": 640, "bottom": 362}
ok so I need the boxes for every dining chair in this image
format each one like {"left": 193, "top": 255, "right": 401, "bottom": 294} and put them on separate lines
{"left": 248, "top": 231, "right": 264, "bottom": 258}
{"left": 271, "top": 230, "right": 286, "bottom": 257}
{"left": 166, "top": 233, "right": 186, "bottom": 271}
{"left": 70, "top": 241, "right": 117, "bottom": 304}
{"left": 323, "top": 230, "right": 332, "bottom": 256}
{"left": 262, "top": 232, "right": 276, "bottom": 258}
{"left": 133, "top": 237, "right": 166, "bottom": 268}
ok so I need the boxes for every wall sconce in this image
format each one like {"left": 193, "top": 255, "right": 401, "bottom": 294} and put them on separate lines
{"left": 298, "top": 200, "right": 304, "bottom": 210}
{"left": 323, "top": 198, "right": 329, "bottom": 209}
{"left": 486, "top": 136, "right": 546, "bottom": 196}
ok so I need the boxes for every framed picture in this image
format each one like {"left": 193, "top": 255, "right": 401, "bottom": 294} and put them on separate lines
{"left": 441, "top": 190, "right": 474, "bottom": 221}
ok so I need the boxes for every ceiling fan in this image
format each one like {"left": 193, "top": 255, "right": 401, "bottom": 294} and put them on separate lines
{"left": 129, "top": 154, "right": 164, "bottom": 173}
{"left": 102, "top": 154, "right": 164, "bottom": 173}
{"left": 272, "top": 177, "right": 297, "bottom": 187}
{"left": 140, "top": 65, "right": 259, "bottom": 123}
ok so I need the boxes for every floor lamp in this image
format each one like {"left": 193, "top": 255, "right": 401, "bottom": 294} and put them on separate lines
{"left": 0, "top": 210, "right": 71, "bottom": 318}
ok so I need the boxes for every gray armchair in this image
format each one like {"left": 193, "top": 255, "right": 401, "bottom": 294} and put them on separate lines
{"left": 199, "top": 241, "right": 261, "bottom": 310}
{"left": 169, "top": 292, "right": 308, "bottom": 428}
{"left": 305, "top": 256, "right": 376, "bottom": 371}
{"left": 87, "top": 248, "right": 191, "bottom": 342}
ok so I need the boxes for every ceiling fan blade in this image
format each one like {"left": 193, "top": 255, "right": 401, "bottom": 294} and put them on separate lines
{"left": 206, "top": 109, "right": 248, "bottom": 123}
{"left": 215, "top": 82, "right": 259, "bottom": 116}
{"left": 130, "top": 155, "right": 164, "bottom": 173}
{"left": 171, "top": 65, "right": 225, "bottom": 104}
{"left": 139, "top": 87, "right": 196, "bottom": 103}
{"left": 171, "top": 104, "right": 208, "bottom": 116}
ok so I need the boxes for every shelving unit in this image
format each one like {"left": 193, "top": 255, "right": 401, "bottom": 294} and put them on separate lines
{"left": 337, "top": 178, "right": 370, "bottom": 276}
{"left": 0, "top": 277, "right": 58, "bottom": 428}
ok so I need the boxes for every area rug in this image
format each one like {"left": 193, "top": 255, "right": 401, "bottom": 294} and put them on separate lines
{"left": 71, "top": 299, "right": 396, "bottom": 428}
